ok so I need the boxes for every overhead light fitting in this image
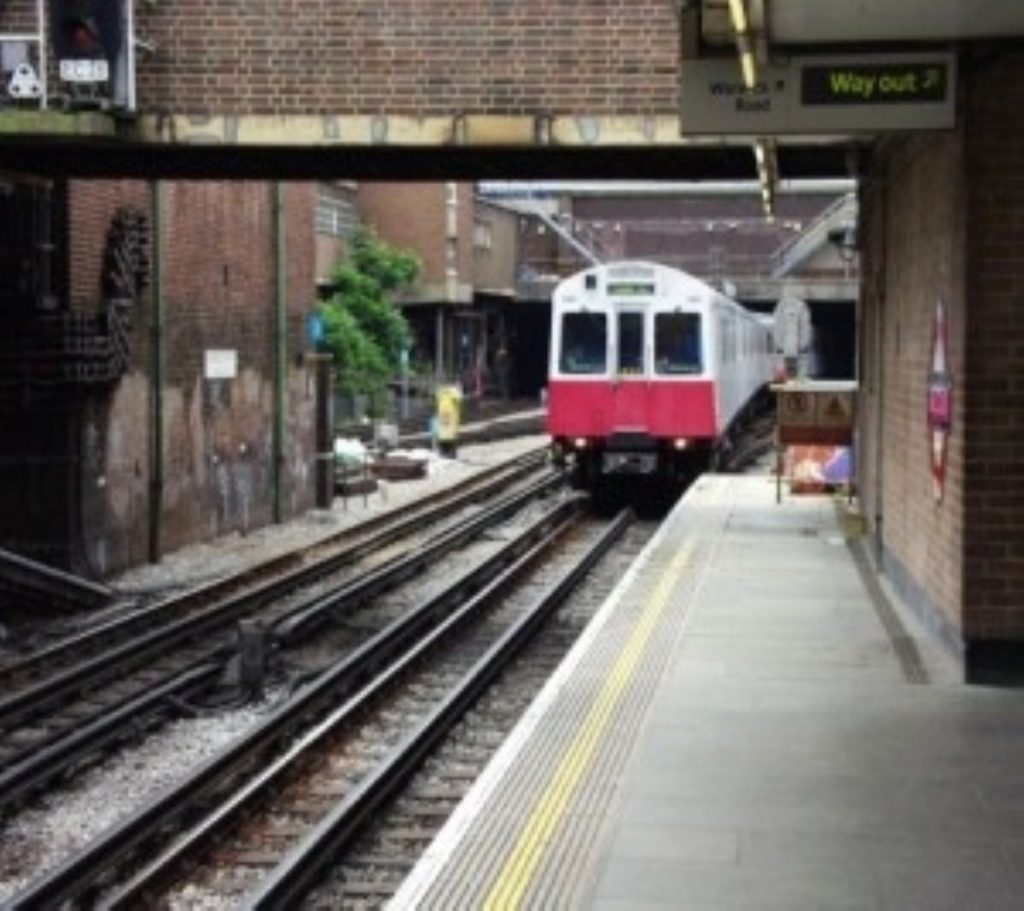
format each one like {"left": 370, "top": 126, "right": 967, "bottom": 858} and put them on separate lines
{"left": 728, "top": 0, "right": 759, "bottom": 89}
{"left": 740, "top": 50, "right": 757, "bottom": 89}
{"left": 728, "top": 0, "right": 749, "bottom": 34}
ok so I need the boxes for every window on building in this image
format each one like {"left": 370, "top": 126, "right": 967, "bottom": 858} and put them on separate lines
{"left": 474, "top": 219, "right": 493, "bottom": 251}
{"left": 315, "top": 193, "right": 358, "bottom": 240}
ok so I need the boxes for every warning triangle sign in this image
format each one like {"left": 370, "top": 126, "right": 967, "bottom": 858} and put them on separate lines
{"left": 817, "top": 392, "right": 852, "bottom": 427}
{"left": 825, "top": 396, "right": 846, "bottom": 418}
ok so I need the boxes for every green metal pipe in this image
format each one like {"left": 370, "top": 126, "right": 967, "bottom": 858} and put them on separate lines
{"left": 273, "top": 182, "right": 287, "bottom": 523}
{"left": 148, "top": 180, "right": 165, "bottom": 563}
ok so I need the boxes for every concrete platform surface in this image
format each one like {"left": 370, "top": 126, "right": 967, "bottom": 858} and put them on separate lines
{"left": 392, "top": 475, "right": 1024, "bottom": 911}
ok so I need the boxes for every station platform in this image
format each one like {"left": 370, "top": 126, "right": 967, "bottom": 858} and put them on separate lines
{"left": 391, "top": 474, "right": 1024, "bottom": 910}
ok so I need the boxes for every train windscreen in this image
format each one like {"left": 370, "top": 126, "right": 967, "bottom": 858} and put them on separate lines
{"left": 560, "top": 312, "right": 607, "bottom": 374}
{"left": 655, "top": 313, "right": 702, "bottom": 374}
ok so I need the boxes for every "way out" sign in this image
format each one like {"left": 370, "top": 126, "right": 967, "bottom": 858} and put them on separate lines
{"left": 680, "top": 52, "right": 955, "bottom": 135}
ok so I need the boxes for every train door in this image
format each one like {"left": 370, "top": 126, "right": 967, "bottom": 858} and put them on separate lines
{"left": 612, "top": 307, "right": 648, "bottom": 429}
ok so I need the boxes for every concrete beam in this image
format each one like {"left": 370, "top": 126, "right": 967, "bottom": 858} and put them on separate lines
{"left": 735, "top": 277, "right": 859, "bottom": 303}
{"left": 0, "top": 110, "right": 116, "bottom": 137}
{"left": 128, "top": 113, "right": 730, "bottom": 148}
{"left": 0, "top": 111, "right": 855, "bottom": 180}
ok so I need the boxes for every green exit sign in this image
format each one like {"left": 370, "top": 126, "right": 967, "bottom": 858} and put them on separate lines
{"left": 802, "top": 63, "right": 948, "bottom": 106}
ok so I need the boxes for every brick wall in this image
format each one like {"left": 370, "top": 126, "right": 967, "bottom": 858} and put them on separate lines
{"left": 68, "top": 180, "right": 317, "bottom": 575}
{"left": 359, "top": 182, "right": 477, "bottom": 300}
{"left": 962, "top": 48, "right": 1024, "bottom": 652}
{"left": 859, "top": 46, "right": 1024, "bottom": 677}
{"left": 359, "top": 184, "right": 446, "bottom": 286}
{"left": 0, "top": 0, "right": 35, "bottom": 34}
{"left": 859, "top": 130, "right": 967, "bottom": 652}
{"left": 132, "top": 0, "right": 679, "bottom": 116}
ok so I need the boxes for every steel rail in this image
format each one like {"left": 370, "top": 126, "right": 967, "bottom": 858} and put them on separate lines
{"left": 272, "top": 471, "right": 566, "bottom": 643}
{"left": 0, "top": 452, "right": 549, "bottom": 732}
{"left": 0, "top": 447, "right": 546, "bottom": 695}
{"left": 249, "top": 508, "right": 633, "bottom": 908}
{"left": 103, "top": 500, "right": 601, "bottom": 910}
{"left": 0, "top": 663, "right": 222, "bottom": 813}
{"left": 0, "top": 470, "right": 563, "bottom": 812}
{"left": 5, "top": 495, "right": 589, "bottom": 910}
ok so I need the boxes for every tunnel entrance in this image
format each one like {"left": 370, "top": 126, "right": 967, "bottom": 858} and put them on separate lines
{"left": 809, "top": 301, "right": 857, "bottom": 380}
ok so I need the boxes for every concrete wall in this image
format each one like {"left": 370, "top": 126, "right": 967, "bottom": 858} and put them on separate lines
{"left": 473, "top": 200, "right": 519, "bottom": 295}
{"left": 68, "top": 180, "right": 317, "bottom": 576}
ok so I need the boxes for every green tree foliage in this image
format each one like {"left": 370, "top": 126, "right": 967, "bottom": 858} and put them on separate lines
{"left": 318, "top": 227, "right": 418, "bottom": 409}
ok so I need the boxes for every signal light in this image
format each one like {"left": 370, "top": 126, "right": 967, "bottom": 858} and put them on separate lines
{"left": 50, "top": 0, "right": 124, "bottom": 82}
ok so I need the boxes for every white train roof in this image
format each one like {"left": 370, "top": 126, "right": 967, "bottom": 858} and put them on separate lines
{"left": 553, "top": 260, "right": 725, "bottom": 305}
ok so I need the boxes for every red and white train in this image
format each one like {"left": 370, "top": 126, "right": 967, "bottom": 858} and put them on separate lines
{"left": 547, "top": 260, "right": 773, "bottom": 487}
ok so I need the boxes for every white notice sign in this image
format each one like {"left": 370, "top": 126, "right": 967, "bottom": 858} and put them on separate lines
{"left": 680, "top": 60, "right": 791, "bottom": 134}
{"left": 204, "top": 349, "right": 238, "bottom": 380}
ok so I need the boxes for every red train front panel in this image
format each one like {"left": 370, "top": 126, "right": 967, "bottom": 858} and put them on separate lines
{"left": 547, "top": 379, "right": 718, "bottom": 441}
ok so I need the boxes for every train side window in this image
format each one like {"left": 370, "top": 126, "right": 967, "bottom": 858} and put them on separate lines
{"left": 655, "top": 313, "right": 702, "bottom": 374}
{"left": 618, "top": 312, "right": 644, "bottom": 374}
{"left": 560, "top": 312, "right": 607, "bottom": 374}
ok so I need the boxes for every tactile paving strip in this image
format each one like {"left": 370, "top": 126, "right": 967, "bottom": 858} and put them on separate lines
{"left": 391, "top": 476, "right": 731, "bottom": 909}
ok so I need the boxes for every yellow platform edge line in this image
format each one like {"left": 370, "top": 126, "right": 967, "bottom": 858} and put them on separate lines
{"left": 482, "top": 538, "right": 695, "bottom": 910}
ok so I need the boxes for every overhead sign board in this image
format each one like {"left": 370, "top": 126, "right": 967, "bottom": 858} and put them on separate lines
{"left": 680, "top": 52, "right": 955, "bottom": 134}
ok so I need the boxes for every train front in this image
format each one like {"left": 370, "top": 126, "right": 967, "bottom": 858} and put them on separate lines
{"left": 546, "top": 262, "right": 716, "bottom": 489}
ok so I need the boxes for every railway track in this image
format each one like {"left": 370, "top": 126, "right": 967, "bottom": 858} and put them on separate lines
{"left": 5, "top": 495, "right": 644, "bottom": 908}
{"left": 0, "top": 449, "right": 555, "bottom": 813}
{"left": 721, "top": 406, "right": 777, "bottom": 473}
{"left": 0, "top": 448, "right": 547, "bottom": 694}
{"left": 286, "top": 516, "right": 650, "bottom": 910}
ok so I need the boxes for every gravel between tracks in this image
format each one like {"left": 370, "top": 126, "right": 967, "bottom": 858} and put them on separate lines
{"left": 110, "top": 436, "right": 548, "bottom": 599}
{"left": 0, "top": 701, "right": 276, "bottom": 902}
{"left": 0, "top": 435, "right": 548, "bottom": 902}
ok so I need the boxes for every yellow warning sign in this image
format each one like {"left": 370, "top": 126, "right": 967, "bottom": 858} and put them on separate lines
{"left": 816, "top": 393, "right": 853, "bottom": 427}
{"left": 772, "top": 381, "right": 857, "bottom": 445}
{"left": 779, "top": 391, "right": 812, "bottom": 424}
